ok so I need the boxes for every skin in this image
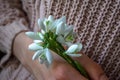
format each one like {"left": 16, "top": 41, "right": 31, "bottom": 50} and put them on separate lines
{"left": 13, "top": 32, "right": 108, "bottom": 80}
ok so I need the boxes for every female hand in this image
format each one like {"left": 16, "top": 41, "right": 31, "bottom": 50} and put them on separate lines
{"left": 13, "top": 32, "right": 108, "bottom": 80}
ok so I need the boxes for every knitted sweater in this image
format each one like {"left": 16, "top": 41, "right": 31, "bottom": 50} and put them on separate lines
{"left": 0, "top": 0, "right": 120, "bottom": 80}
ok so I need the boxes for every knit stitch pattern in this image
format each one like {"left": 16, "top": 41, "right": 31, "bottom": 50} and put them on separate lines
{"left": 41, "top": 0, "right": 120, "bottom": 79}
{"left": 0, "top": 0, "right": 120, "bottom": 80}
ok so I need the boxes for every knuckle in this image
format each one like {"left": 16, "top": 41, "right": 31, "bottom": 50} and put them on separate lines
{"left": 53, "top": 64, "right": 67, "bottom": 80}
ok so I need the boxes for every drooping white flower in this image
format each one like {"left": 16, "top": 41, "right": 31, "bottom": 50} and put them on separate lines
{"left": 56, "top": 35, "right": 66, "bottom": 44}
{"left": 28, "top": 43, "right": 43, "bottom": 51}
{"left": 43, "top": 19, "right": 50, "bottom": 32}
{"left": 64, "top": 25, "right": 73, "bottom": 38}
{"left": 76, "top": 43, "right": 83, "bottom": 51}
{"left": 48, "top": 15, "right": 54, "bottom": 22}
{"left": 50, "top": 16, "right": 66, "bottom": 32}
{"left": 31, "top": 47, "right": 53, "bottom": 66}
{"left": 33, "top": 40, "right": 43, "bottom": 43}
{"left": 56, "top": 22, "right": 65, "bottom": 35}
{"left": 65, "top": 43, "right": 82, "bottom": 57}
{"left": 38, "top": 19, "right": 45, "bottom": 31}
{"left": 66, "top": 44, "right": 78, "bottom": 54}
{"left": 38, "top": 48, "right": 53, "bottom": 65}
{"left": 26, "top": 15, "right": 83, "bottom": 67}
{"left": 32, "top": 50, "right": 43, "bottom": 60}
{"left": 25, "top": 32, "right": 40, "bottom": 40}
{"left": 65, "top": 42, "right": 73, "bottom": 47}
{"left": 45, "top": 48, "right": 53, "bottom": 64}
{"left": 38, "top": 32, "right": 44, "bottom": 40}
{"left": 39, "top": 53, "right": 47, "bottom": 64}
{"left": 41, "top": 29, "right": 45, "bottom": 35}
{"left": 56, "top": 16, "right": 66, "bottom": 24}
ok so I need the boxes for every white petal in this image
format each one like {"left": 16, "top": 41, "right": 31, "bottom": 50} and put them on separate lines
{"left": 28, "top": 43, "right": 43, "bottom": 51}
{"left": 33, "top": 40, "right": 43, "bottom": 43}
{"left": 39, "top": 33, "right": 44, "bottom": 40}
{"left": 58, "top": 16, "right": 66, "bottom": 23}
{"left": 56, "top": 35, "right": 65, "bottom": 44}
{"left": 67, "top": 53, "right": 82, "bottom": 57}
{"left": 64, "top": 25, "right": 73, "bottom": 38}
{"left": 56, "top": 22, "right": 64, "bottom": 35}
{"left": 43, "top": 19, "right": 50, "bottom": 32}
{"left": 66, "top": 44, "right": 78, "bottom": 54}
{"left": 52, "top": 16, "right": 66, "bottom": 29}
{"left": 32, "top": 50, "right": 43, "bottom": 60}
{"left": 76, "top": 43, "right": 82, "bottom": 51}
{"left": 41, "top": 29, "right": 45, "bottom": 35}
{"left": 25, "top": 32, "right": 40, "bottom": 40}
{"left": 65, "top": 42, "right": 73, "bottom": 47}
{"left": 48, "top": 15, "right": 54, "bottom": 22}
{"left": 38, "top": 19, "right": 45, "bottom": 30}
{"left": 45, "top": 49, "right": 53, "bottom": 64}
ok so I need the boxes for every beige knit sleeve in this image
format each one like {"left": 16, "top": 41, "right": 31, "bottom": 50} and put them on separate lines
{"left": 0, "top": 0, "right": 28, "bottom": 66}
{"left": 21, "top": 0, "right": 49, "bottom": 31}
{"left": 45, "top": 0, "right": 120, "bottom": 79}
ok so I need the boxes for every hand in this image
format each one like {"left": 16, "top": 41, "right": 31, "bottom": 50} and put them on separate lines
{"left": 51, "top": 53, "right": 108, "bottom": 80}
{"left": 13, "top": 32, "right": 108, "bottom": 80}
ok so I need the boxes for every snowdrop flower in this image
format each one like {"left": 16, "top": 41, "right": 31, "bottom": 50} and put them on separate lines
{"left": 25, "top": 15, "right": 89, "bottom": 79}
{"left": 38, "top": 19, "right": 45, "bottom": 31}
{"left": 32, "top": 48, "right": 53, "bottom": 66}
{"left": 56, "top": 22, "right": 64, "bottom": 35}
{"left": 45, "top": 48, "right": 53, "bottom": 64}
{"left": 65, "top": 43, "right": 82, "bottom": 57}
{"left": 28, "top": 43, "right": 43, "bottom": 51}
{"left": 25, "top": 32, "right": 41, "bottom": 40}
{"left": 40, "top": 48, "right": 53, "bottom": 65}
{"left": 26, "top": 15, "right": 82, "bottom": 66}
{"left": 32, "top": 50, "right": 43, "bottom": 60}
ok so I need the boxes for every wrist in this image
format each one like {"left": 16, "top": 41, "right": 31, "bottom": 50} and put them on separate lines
{"left": 13, "top": 31, "right": 51, "bottom": 80}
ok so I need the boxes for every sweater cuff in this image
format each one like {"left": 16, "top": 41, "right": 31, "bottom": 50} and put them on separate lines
{"left": 0, "top": 19, "right": 28, "bottom": 66}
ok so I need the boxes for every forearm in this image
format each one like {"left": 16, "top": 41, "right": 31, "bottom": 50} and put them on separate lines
{"left": 13, "top": 32, "right": 52, "bottom": 80}
{"left": 13, "top": 32, "right": 108, "bottom": 80}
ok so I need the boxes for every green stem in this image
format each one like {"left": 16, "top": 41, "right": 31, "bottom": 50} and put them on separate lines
{"left": 50, "top": 41, "right": 89, "bottom": 79}
{"left": 44, "top": 32, "right": 89, "bottom": 79}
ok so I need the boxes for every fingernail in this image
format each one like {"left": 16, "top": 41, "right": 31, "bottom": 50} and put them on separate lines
{"left": 100, "top": 74, "right": 108, "bottom": 80}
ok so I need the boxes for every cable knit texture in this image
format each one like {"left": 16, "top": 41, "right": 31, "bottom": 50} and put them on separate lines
{"left": 0, "top": 19, "right": 28, "bottom": 66}
{"left": 0, "top": 0, "right": 120, "bottom": 80}
{"left": 0, "top": 0, "right": 34, "bottom": 80}
{"left": 45, "top": 1, "right": 120, "bottom": 80}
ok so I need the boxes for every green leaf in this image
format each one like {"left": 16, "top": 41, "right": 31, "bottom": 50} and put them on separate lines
{"left": 65, "top": 34, "right": 74, "bottom": 42}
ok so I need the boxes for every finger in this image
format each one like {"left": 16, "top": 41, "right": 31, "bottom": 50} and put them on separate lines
{"left": 51, "top": 60, "right": 88, "bottom": 80}
{"left": 75, "top": 53, "right": 108, "bottom": 80}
